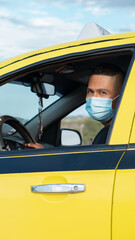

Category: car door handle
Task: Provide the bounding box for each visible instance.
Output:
[31,184,85,193]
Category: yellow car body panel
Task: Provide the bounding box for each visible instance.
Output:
[0,170,114,240]
[112,167,135,239]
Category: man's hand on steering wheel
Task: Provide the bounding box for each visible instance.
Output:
[25,142,44,149]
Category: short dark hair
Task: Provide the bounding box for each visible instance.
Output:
[91,63,125,79]
[91,63,125,78]
[90,63,125,93]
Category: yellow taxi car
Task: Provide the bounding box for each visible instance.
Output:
[0,30,135,240]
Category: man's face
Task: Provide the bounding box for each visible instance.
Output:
[86,74,120,110]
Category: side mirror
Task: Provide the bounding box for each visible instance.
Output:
[61,128,82,146]
[31,82,55,98]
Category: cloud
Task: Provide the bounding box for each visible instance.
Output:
[84,6,110,17]
[35,0,135,8]
[118,24,135,32]
[87,0,135,8]
[0,0,134,63]
[0,8,10,18]
[0,13,83,62]
[129,9,135,17]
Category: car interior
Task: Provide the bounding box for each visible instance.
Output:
[0,48,133,150]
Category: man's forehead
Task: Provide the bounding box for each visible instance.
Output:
[88,74,117,88]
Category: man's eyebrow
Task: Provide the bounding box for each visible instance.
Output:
[87,88,94,92]
[97,88,111,93]
[87,87,93,90]
[87,87,111,92]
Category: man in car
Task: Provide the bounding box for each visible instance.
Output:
[85,63,125,144]
[26,63,125,148]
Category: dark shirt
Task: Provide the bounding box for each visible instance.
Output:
[92,125,110,144]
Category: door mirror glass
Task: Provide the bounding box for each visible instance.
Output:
[61,128,82,146]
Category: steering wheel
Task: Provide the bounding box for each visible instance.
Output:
[0,115,35,150]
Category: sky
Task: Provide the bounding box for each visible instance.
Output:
[0,0,135,62]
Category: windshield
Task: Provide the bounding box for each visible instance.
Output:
[0,83,60,124]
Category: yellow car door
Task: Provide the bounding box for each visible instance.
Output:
[0,30,134,240]
[0,145,125,240]
[110,60,135,239]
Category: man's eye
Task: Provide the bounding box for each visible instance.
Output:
[100,91,106,95]
[87,89,93,94]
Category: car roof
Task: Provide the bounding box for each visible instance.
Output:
[0,31,135,69]
[0,31,134,92]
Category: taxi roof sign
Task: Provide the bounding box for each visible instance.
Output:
[77,22,111,40]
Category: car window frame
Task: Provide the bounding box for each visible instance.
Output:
[108,49,135,145]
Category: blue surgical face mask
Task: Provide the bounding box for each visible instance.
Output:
[85,95,119,122]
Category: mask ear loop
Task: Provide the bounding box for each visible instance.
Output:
[38,97,43,140]
[112,95,119,101]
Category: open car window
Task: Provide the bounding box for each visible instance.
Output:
[61,103,103,145]
[0,83,60,124]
